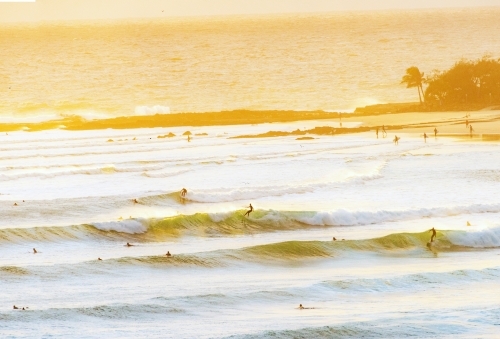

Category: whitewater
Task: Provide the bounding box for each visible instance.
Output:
[1,121,500,338]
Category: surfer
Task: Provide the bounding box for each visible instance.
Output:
[244,203,253,217]
[469,125,473,136]
[429,227,437,242]
[382,125,387,137]
[98,257,102,261]
[332,237,336,241]
[465,119,469,128]
[434,127,438,137]
[133,199,138,204]
[33,248,37,254]
[180,188,187,197]
[376,127,379,139]
[299,304,305,309]
[13,305,19,309]
[393,136,399,145]
[126,242,134,247]
[423,133,428,143]
[166,251,172,257]
[13,203,18,206]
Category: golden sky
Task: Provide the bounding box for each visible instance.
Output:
[1,0,499,23]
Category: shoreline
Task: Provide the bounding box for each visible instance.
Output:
[1,105,499,139]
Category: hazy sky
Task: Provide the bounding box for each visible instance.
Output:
[1,0,499,23]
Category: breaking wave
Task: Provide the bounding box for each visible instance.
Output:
[1,206,500,245]
[2,229,499,278]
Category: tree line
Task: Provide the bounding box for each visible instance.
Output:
[402,56,500,109]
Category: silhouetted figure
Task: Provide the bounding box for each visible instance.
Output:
[180,188,187,197]
[126,242,134,247]
[429,227,437,242]
[332,237,336,241]
[423,133,428,143]
[166,251,172,257]
[469,125,473,136]
[465,119,469,128]
[376,127,379,139]
[434,128,438,137]
[244,203,253,217]
[13,305,19,309]
[393,136,399,145]
[382,125,387,137]
[98,257,102,261]
[299,304,305,309]
[13,203,17,206]
[133,199,138,204]
[33,248,37,254]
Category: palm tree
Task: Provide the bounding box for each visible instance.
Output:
[401,67,425,104]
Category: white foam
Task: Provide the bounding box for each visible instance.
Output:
[447,227,500,248]
[208,212,234,223]
[91,219,147,234]
[134,105,171,115]
[295,204,500,227]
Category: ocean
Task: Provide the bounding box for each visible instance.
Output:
[1,7,500,339]
[2,7,500,119]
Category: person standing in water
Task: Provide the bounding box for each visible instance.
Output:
[244,204,253,217]
[469,125,473,136]
[423,133,428,143]
[376,127,379,139]
[382,125,387,138]
[434,128,438,138]
[429,227,437,242]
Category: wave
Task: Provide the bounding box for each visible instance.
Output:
[1,230,499,282]
[0,303,186,322]
[91,204,500,235]
[0,163,165,181]
[224,322,469,339]
[320,266,500,294]
[2,206,500,245]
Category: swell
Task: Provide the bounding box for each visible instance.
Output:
[223,321,472,339]
[1,230,499,278]
[2,207,500,244]
[2,266,498,328]
[0,303,186,322]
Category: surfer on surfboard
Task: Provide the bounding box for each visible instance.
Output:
[244,203,253,217]
[429,227,437,243]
